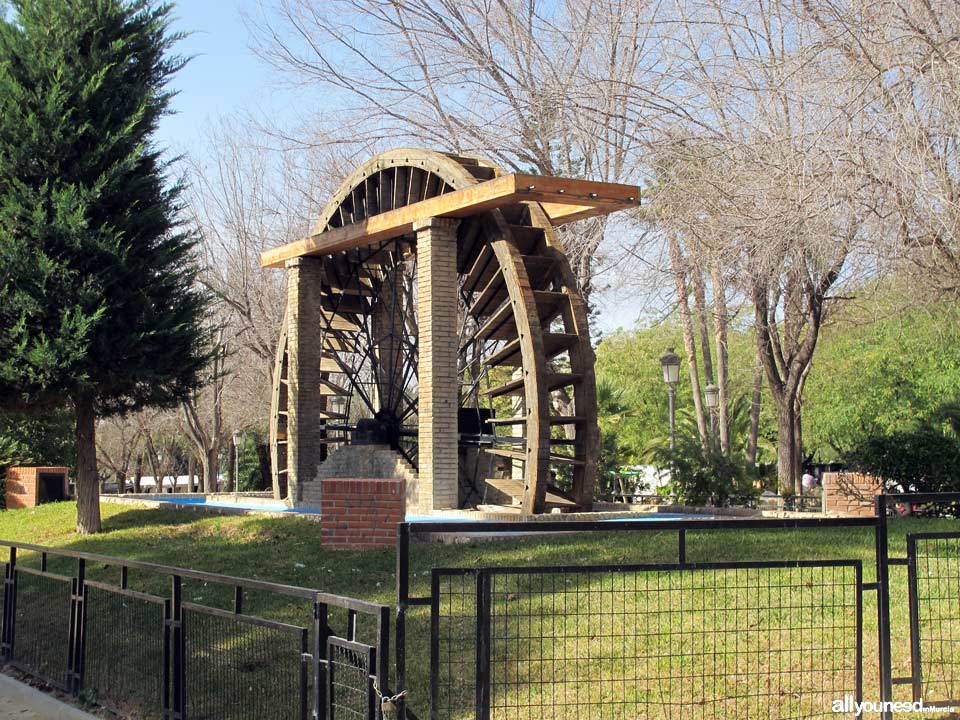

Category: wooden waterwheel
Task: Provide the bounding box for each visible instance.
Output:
[263,149,639,514]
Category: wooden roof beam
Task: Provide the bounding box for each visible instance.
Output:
[260,173,640,269]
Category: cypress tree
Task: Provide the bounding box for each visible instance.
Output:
[0,0,210,533]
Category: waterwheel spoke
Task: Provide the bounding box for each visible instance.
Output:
[269,150,599,514]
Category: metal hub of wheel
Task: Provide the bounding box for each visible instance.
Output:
[270,149,599,512]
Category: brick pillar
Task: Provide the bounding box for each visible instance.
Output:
[415,217,460,512]
[286,257,325,504]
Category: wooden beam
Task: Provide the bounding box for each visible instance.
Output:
[261,173,640,268]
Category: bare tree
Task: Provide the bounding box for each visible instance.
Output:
[249,0,666,307]
[96,416,143,493]
[803,0,960,297]
[180,339,228,493]
[643,1,873,493]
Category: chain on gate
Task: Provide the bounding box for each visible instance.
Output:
[373,679,408,717]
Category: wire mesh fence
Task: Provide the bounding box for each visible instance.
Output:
[81,582,167,718]
[431,569,480,719]
[0,541,390,720]
[909,533,960,704]
[0,561,6,658]
[182,604,309,720]
[10,568,74,689]
[430,562,862,720]
[328,637,376,720]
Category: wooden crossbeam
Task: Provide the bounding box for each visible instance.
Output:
[261,173,640,268]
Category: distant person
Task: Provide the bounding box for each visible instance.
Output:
[802,470,818,492]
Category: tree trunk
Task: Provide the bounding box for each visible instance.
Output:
[74,394,102,534]
[746,361,763,470]
[187,454,196,493]
[202,448,219,493]
[692,271,714,384]
[794,360,812,494]
[144,435,162,494]
[775,398,796,496]
[668,235,708,445]
[793,401,804,496]
[134,453,142,494]
[710,263,731,454]
[226,443,236,493]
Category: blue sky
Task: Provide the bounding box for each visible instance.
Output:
[155,1,640,332]
[156,1,283,158]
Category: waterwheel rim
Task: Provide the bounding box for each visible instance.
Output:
[270,149,598,513]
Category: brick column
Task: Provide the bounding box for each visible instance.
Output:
[286,257,325,504]
[415,217,460,512]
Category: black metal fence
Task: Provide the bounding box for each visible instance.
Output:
[0,541,392,720]
[397,493,960,720]
[907,531,960,707]
[4,493,960,720]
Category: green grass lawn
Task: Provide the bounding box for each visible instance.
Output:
[0,501,958,719]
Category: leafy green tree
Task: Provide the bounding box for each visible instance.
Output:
[844,413,960,496]
[804,295,960,459]
[595,321,776,468]
[0,1,209,533]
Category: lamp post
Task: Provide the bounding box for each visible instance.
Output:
[704,383,719,444]
[660,347,681,449]
[232,430,241,494]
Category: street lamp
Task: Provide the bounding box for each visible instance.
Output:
[232,430,241,494]
[704,383,719,442]
[660,347,681,449]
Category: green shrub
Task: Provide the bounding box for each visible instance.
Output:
[844,422,960,494]
[648,433,758,506]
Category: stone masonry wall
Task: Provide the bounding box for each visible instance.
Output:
[299,445,418,508]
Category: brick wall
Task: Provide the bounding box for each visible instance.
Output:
[414,217,460,513]
[286,256,326,504]
[5,466,69,510]
[823,472,881,517]
[320,478,405,550]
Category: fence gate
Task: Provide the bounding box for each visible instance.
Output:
[907,531,960,707]
[0,542,393,720]
[429,560,864,720]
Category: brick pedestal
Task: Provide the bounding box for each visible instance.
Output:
[823,472,882,517]
[320,478,406,550]
[415,217,460,513]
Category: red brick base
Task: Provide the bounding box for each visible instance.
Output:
[320,478,405,550]
[4,466,69,510]
[822,472,881,517]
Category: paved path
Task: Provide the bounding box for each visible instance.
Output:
[0,675,96,720]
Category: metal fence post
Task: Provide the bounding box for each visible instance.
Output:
[315,600,329,720]
[376,606,390,720]
[474,571,491,720]
[906,534,923,702]
[69,558,86,694]
[162,598,172,720]
[874,495,893,719]
[396,523,409,720]
[300,628,310,720]
[171,575,185,720]
[1,547,13,661]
